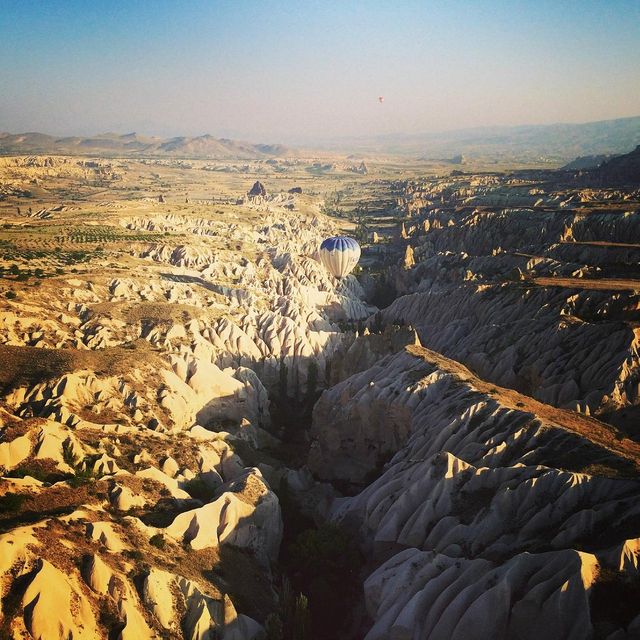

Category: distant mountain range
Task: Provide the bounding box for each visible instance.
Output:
[322,116,640,162]
[0,131,295,159]
[2,116,639,162]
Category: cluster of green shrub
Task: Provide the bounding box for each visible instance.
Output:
[58,225,165,244]
[0,245,105,283]
[275,478,364,639]
[1,263,58,281]
[265,577,311,640]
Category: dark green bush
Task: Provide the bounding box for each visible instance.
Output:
[149,534,166,549]
[183,477,216,502]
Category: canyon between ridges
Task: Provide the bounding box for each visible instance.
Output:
[0,150,639,640]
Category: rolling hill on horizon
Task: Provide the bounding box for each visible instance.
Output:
[319,115,640,162]
[1,115,639,163]
[0,131,297,159]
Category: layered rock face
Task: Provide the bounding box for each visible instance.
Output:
[310,347,640,483]
[377,284,640,418]
[0,157,376,639]
[377,191,640,429]
[2,153,640,638]
[0,409,279,639]
[309,172,640,638]
[312,346,640,638]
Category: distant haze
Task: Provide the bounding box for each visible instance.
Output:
[1,0,639,144]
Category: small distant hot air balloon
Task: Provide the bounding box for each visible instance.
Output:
[378,96,384,103]
[319,236,361,279]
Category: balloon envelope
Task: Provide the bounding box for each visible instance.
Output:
[319,236,361,278]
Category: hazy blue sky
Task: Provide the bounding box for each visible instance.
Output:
[1,0,639,143]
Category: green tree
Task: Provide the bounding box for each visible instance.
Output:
[278,358,289,401]
[305,360,318,406]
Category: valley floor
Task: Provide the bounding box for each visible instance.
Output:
[1,153,639,639]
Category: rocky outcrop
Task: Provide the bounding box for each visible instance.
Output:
[364,548,603,640]
[248,181,267,197]
[165,467,282,563]
[376,284,640,418]
[311,346,640,637]
[0,415,276,638]
[584,145,640,186]
[4,148,640,640]
[310,346,639,483]
[0,176,362,638]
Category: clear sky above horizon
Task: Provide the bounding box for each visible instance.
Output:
[1,0,639,144]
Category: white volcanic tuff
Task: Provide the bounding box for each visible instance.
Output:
[325,326,422,386]
[165,467,282,564]
[138,243,217,268]
[83,557,156,640]
[0,213,367,352]
[405,172,638,209]
[412,208,640,257]
[603,537,640,575]
[312,348,640,637]
[109,482,147,510]
[457,188,578,208]
[0,228,371,411]
[124,210,335,258]
[406,251,596,289]
[124,213,245,239]
[571,210,640,243]
[274,256,373,321]
[309,349,633,484]
[546,241,640,270]
[0,415,249,501]
[257,212,333,257]
[0,526,93,640]
[3,311,328,430]
[87,520,127,552]
[279,254,336,292]
[0,413,86,470]
[0,429,276,637]
[161,353,270,430]
[1,266,368,413]
[401,208,640,295]
[176,308,341,397]
[0,523,264,640]
[0,309,78,349]
[332,449,640,559]
[0,432,31,470]
[20,558,99,639]
[364,548,605,640]
[377,284,640,414]
[0,418,85,473]
[5,368,161,430]
[142,568,264,640]
[0,414,246,492]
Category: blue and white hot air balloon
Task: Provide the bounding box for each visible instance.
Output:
[319,236,361,279]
